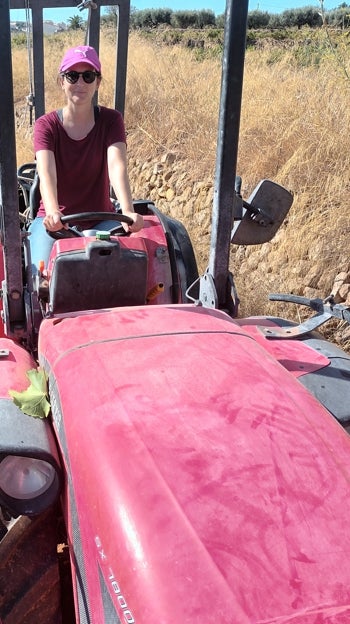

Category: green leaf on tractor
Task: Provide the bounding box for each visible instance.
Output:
[9,368,51,419]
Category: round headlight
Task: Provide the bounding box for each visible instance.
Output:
[0,455,56,500]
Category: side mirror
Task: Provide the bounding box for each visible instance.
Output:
[231,179,293,246]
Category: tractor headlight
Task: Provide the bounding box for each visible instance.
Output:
[0,394,62,517]
[0,455,60,516]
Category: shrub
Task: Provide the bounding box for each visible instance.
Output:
[247,10,271,29]
[170,11,199,28]
[280,7,322,28]
[11,32,27,47]
[215,13,225,28]
[327,7,350,28]
[195,10,216,28]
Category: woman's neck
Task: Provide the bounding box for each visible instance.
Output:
[61,103,95,140]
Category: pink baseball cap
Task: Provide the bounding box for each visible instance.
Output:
[59,45,101,73]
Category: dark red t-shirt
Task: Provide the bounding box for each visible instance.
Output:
[34,106,126,220]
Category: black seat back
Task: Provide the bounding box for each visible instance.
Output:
[29,171,41,220]
[17,162,41,220]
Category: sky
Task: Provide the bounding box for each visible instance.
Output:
[9,0,342,23]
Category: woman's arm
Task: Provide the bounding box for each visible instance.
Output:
[36,149,66,231]
[107,142,143,232]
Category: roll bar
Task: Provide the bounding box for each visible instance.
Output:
[199,0,249,313]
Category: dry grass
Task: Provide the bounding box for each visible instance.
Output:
[237,41,350,318]
[125,32,220,174]
[12,28,350,333]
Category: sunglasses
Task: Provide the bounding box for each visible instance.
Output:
[62,70,100,84]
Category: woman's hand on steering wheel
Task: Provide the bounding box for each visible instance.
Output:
[43,209,68,232]
[47,211,137,239]
[121,211,144,233]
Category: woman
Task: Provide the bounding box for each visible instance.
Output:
[29,44,143,272]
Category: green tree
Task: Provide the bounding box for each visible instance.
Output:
[280,7,322,28]
[196,9,216,28]
[67,15,85,30]
[170,10,198,28]
[215,13,225,28]
[327,6,350,26]
[268,13,284,28]
[247,10,270,28]
[151,8,173,26]
[138,9,154,27]
[101,6,119,27]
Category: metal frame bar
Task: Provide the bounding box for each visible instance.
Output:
[0,0,24,330]
[207,0,248,310]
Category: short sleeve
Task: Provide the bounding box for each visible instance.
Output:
[101,108,127,147]
[33,114,56,153]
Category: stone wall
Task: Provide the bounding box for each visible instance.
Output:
[129,152,213,271]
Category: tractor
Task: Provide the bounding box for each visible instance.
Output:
[1,0,350,622]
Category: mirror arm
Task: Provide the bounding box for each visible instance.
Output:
[241,200,274,226]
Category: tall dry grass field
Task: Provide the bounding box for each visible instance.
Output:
[12,28,350,333]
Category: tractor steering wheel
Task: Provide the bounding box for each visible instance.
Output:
[48,211,134,240]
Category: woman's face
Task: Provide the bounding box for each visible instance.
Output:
[60,62,101,104]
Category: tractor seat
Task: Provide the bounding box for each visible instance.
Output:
[29,170,41,219]
[48,239,148,314]
[17,162,40,219]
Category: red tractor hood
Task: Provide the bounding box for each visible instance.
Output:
[39,305,350,623]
